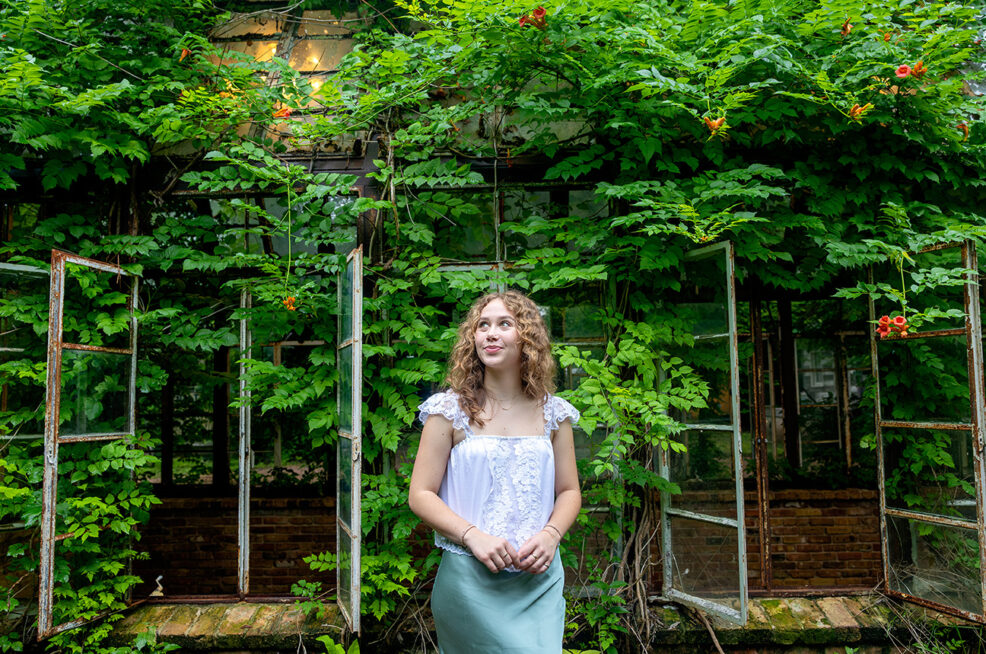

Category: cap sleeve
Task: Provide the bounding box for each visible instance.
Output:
[418,391,471,435]
[545,395,580,435]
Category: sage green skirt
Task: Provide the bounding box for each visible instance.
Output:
[431,550,565,654]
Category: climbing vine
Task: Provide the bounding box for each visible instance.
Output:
[1,0,986,651]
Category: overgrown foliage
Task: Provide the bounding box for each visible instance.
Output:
[1,0,985,651]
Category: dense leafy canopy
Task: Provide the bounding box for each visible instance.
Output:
[1,0,985,650]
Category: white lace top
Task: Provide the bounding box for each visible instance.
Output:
[418,390,580,564]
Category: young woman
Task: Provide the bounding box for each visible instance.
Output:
[408,290,581,654]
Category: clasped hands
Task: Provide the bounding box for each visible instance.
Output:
[463,527,560,575]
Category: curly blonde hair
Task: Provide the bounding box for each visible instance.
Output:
[446,290,556,427]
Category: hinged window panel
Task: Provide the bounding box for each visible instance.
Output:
[38,250,139,639]
[869,240,986,623]
[659,241,748,625]
[337,246,362,633]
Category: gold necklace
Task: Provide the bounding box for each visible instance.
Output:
[488,391,522,411]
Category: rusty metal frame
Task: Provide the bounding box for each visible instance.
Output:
[749,293,771,591]
[38,250,139,639]
[336,246,362,633]
[659,240,748,625]
[869,240,986,624]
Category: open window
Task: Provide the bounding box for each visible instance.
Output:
[337,247,362,633]
[870,240,986,622]
[659,241,748,625]
[38,251,139,638]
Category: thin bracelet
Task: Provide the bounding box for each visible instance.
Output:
[460,524,477,545]
[543,524,563,540]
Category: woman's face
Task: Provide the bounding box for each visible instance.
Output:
[474,298,522,371]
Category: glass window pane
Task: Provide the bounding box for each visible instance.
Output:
[298,10,356,36]
[677,251,730,336]
[573,426,606,463]
[210,41,279,65]
[213,14,283,38]
[672,338,734,426]
[797,339,837,405]
[668,515,742,612]
[287,39,353,72]
[261,198,320,258]
[799,406,840,451]
[339,345,352,434]
[887,515,981,615]
[669,429,737,516]
[569,190,608,220]
[338,434,352,526]
[878,335,970,424]
[402,192,496,262]
[550,305,604,342]
[502,190,550,260]
[59,350,131,436]
[883,429,977,517]
[558,345,605,393]
[337,525,353,614]
[341,261,354,343]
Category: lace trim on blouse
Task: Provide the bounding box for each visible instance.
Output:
[417,390,580,438]
[418,390,580,558]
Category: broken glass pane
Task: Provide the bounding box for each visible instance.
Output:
[668,515,742,612]
[887,515,980,615]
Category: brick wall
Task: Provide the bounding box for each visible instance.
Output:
[648,488,881,593]
[0,527,35,600]
[768,488,880,588]
[9,487,878,601]
[133,495,335,597]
